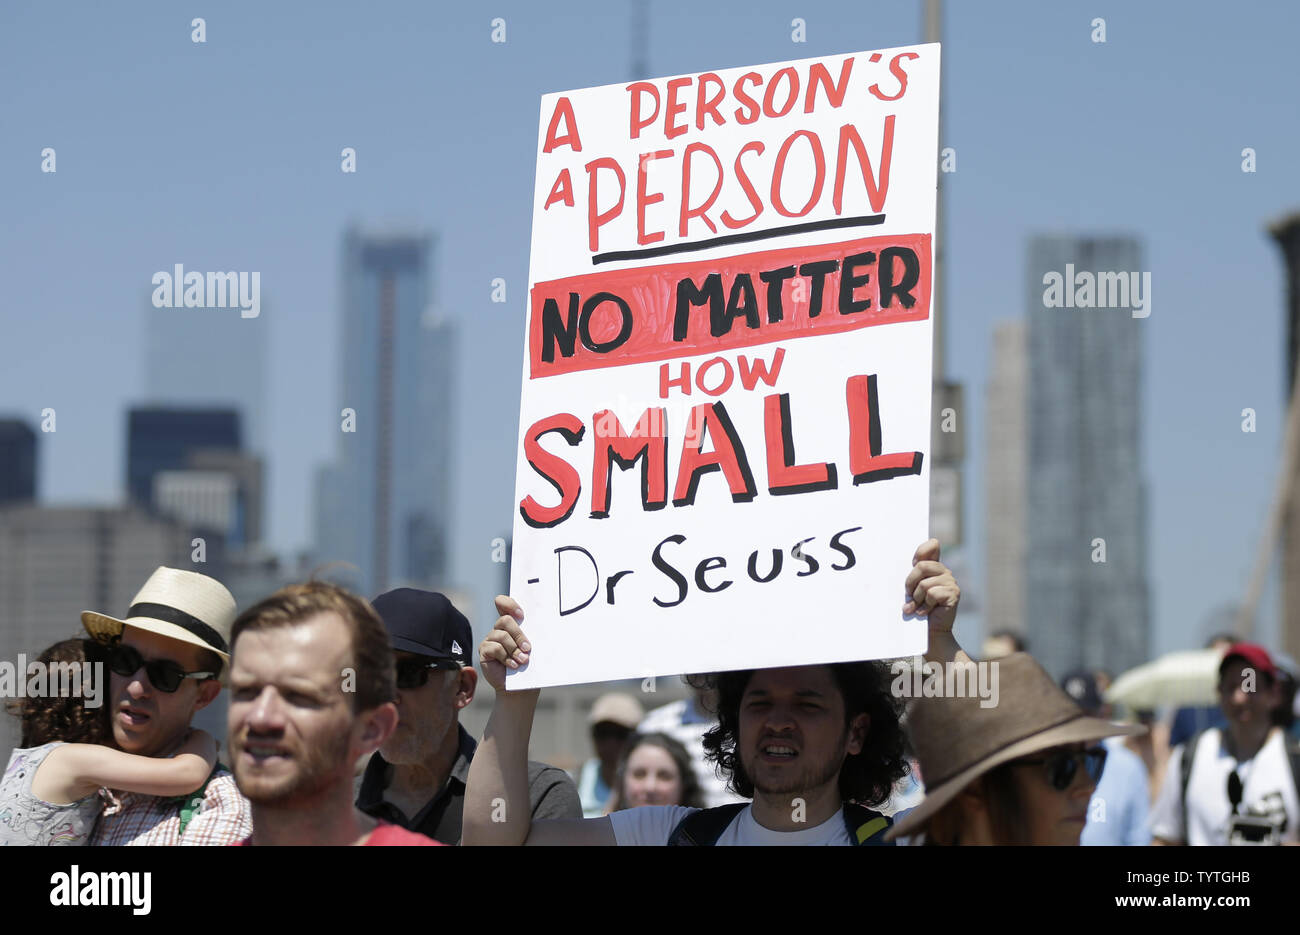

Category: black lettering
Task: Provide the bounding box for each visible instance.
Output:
[879,246,919,309]
[651,534,689,608]
[579,291,633,353]
[792,538,819,577]
[556,546,599,615]
[673,273,724,341]
[838,251,875,315]
[605,569,634,604]
[694,556,732,594]
[746,548,783,583]
[720,273,760,335]
[797,259,838,318]
[829,526,863,570]
[540,293,579,362]
[758,266,796,323]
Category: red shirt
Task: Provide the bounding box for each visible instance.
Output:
[232,821,443,846]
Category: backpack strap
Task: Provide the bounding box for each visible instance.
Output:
[842,802,894,846]
[666,803,747,846]
[666,802,894,845]
[1179,730,1205,844]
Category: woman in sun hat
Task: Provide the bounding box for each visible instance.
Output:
[886,652,1145,845]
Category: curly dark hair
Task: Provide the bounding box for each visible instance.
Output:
[612,731,706,811]
[5,638,112,749]
[698,661,908,807]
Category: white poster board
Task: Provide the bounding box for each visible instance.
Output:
[509,44,940,688]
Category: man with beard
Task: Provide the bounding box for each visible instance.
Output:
[462,540,963,846]
[227,581,440,845]
[84,567,252,845]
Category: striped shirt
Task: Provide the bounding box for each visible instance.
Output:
[90,768,252,846]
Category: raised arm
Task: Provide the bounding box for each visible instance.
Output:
[37,729,217,802]
[462,596,615,846]
[904,538,967,666]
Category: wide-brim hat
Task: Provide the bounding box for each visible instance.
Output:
[82,566,236,663]
[885,652,1144,841]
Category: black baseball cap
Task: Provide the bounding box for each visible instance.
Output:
[371,588,472,667]
[1060,670,1103,712]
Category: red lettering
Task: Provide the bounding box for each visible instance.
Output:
[679,142,723,237]
[720,141,765,229]
[543,168,575,210]
[664,77,691,140]
[673,402,756,505]
[737,347,786,390]
[770,130,825,218]
[591,408,668,517]
[636,149,674,246]
[762,67,799,118]
[627,81,660,139]
[869,52,917,102]
[803,58,854,113]
[846,374,922,483]
[764,393,836,495]
[520,413,586,528]
[695,73,726,130]
[833,117,894,215]
[660,362,691,397]
[585,157,627,252]
[732,72,762,124]
[542,96,583,153]
[695,357,734,396]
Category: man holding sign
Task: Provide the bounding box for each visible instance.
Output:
[463,539,962,846]
[509,44,941,688]
[473,44,951,843]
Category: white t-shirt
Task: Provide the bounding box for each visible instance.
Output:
[608,804,853,845]
[1149,728,1299,846]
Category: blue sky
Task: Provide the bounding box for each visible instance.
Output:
[3,0,1298,655]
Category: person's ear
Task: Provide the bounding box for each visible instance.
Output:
[358,701,398,755]
[845,712,871,756]
[456,667,477,710]
[192,677,222,713]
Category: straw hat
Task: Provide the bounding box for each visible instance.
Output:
[588,693,645,730]
[886,652,1144,841]
[82,566,237,663]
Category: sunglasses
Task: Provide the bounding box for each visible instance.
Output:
[106,642,215,693]
[395,658,461,691]
[1012,746,1107,791]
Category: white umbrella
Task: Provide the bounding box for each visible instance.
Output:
[1105,649,1222,710]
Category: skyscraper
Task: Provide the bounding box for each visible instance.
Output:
[1024,235,1149,678]
[0,419,37,504]
[984,321,1028,644]
[125,407,241,507]
[314,226,454,595]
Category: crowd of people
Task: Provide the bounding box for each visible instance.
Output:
[2,540,1296,846]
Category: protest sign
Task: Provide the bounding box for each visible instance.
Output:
[509,44,940,688]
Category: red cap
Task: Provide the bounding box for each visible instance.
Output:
[1219,642,1279,681]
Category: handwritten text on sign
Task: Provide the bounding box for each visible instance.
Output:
[510,45,939,688]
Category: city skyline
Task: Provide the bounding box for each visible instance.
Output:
[313,225,455,596]
[3,1,1298,657]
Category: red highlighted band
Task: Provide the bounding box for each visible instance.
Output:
[528,233,930,379]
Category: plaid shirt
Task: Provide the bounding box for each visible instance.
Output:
[90,767,252,846]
